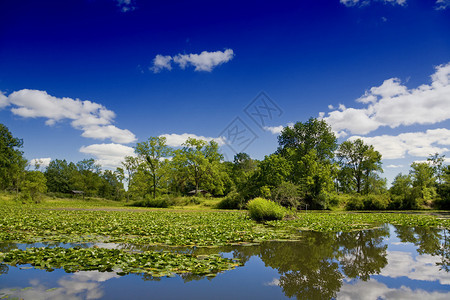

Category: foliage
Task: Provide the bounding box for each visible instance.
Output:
[276,118,338,208]
[131,196,170,208]
[0,247,241,277]
[345,194,390,210]
[0,123,26,192]
[134,136,172,199]
[272,181,302,208]
[247,197,287,221]
[336,139,383,194]
[170,138,228,196]
[19,171,47,203]
[216,190,245,209]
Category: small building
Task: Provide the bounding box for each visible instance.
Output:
[188,189,208,195]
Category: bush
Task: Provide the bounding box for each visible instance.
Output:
[363,194,390,210]
[217,191,244,209]
[345,195,364,210]
[131,196,170,208]
[346,194,391,210]
[247,197,287,221]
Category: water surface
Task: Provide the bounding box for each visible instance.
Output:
[1,224,449,299]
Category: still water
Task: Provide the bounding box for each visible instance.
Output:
[1,224,449,299]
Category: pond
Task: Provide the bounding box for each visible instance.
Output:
[0,224,449,299]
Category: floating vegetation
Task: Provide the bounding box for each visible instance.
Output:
[0,204,449,248]
[0,247,241,278]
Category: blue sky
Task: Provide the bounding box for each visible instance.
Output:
[0,0,449,184]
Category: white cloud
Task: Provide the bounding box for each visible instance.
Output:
[151,55,172,73]
[151,49,234,73]
[386,164,403,168]
[0,91,8,108]
[340,0,407,7]
[324,62,450,136]
[349,128,450,159]
[81,125,136,144]
[435,0,450,10]
[1,89,136,144]
[79,143,135,169]
[380,251,450,285]
[264,125,284,134]
[337,279,450,300]
[30,157,52,169]
[116,0,135,12]
[159,133,226,147]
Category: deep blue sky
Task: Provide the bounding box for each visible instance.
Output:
[1,0,449,183]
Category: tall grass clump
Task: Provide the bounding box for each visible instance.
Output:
[247,197,287,221]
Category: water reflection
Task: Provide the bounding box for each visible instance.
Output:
[0,225,449,299]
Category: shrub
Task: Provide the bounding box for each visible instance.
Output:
[247,197,287,221]
[345,195,364,210]
[131,196,170,208]
[216,191,244,209]
[363,194,390,210]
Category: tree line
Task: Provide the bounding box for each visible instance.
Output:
[1,120,449,209]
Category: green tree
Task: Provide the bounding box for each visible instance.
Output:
[277,118,338,208]
[389,173,413,209]
[20,170,47,203]
[171,138,225,195]
[135,137,172,199]
[336,139,383,194]
[0,123,26,191]
[45,159,77,193]
[410,162,437,208]
[121,156,138,202]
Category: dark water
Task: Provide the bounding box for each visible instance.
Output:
[1,224,449,299]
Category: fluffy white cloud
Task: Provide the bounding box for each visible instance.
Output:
[337,279,450,300]
[380,251,450,285]
[324,63,450,136]
[151,55,172,73]
[340,0,407,7]
[29,157,52,169]
[1,89,136,144]
[151,49,234,73]
[79,143,135,168]
[159,133,226,147]
[263,125,284,134]
[349,128,450,159]
[0,92,8,108]
[81,125,136,144]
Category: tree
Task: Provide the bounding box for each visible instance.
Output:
[276,118,338,208]
[389,173,413,209]
[20,170,47,203]
[410,162,437,208]
[121,156,138,201]
[0,123,26,191]
[277,118,337,163]
[45,159,77,193]
[135,137,172,199]
[336,139,383,194]
[171,138,225,195]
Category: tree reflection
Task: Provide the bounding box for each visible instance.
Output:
[394,225,450,272]
[231,227,390,299]
[338,226,389,281]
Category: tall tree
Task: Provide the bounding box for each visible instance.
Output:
[410,162,437,207]
[0,123,26,191]
[171,138,224,194]
[134,137,172,199]
[277,118,338,208]
[121,155,138,201]
[336,139,383,194]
